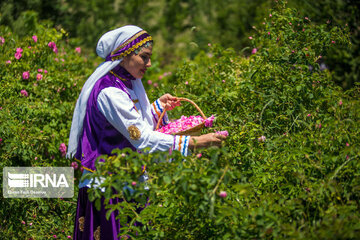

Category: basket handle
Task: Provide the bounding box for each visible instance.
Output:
[155,97,207,131]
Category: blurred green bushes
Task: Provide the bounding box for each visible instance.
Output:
[1,0,358,88]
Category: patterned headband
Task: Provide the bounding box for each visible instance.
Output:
[107,30,153,61]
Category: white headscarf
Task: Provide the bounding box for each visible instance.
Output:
[67,25,153,159]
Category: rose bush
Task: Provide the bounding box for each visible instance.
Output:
[0,21,97,238]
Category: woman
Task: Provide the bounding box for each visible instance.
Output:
[67,25,226,239]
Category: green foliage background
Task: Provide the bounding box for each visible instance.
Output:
[0,0,359,239]
[1,0,359,88]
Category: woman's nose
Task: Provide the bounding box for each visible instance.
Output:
[145,59,151,68]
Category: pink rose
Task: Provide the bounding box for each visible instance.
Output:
[6,60,11,64]
[38,69,43,72]
[251,48,257,54]
[339,100,343,106]
[307,114,311,117]
[36,74,43,81]
[147,80,152,85]
[22,71,30,80]
[0,36,4,45]
[219,191,227,198]
[71,161,78,169]
[32,35,37,42]
[346,142,350,147]
[248,36,253,40]
[197,153,202,158]
[16,48,23,53]
[15,52,22,60]
[205,115,215,127]
[20,89,28,97]
[216,131,228,137]
[48,41,55,48]
[75,47,81,53]
[258,136,266,142]
[131,181,137,186]
[59,143,67,157]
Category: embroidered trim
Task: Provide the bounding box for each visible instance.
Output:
[94,226,100,240]
[152,102,161,119]
[110,70,127,82]
[79,216,85,232]
[111,36,153,61]
[111,30,147,56]
[128,125,141,140]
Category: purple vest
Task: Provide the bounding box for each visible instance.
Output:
[75,68,136,170]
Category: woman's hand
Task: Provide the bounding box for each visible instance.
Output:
[188,133,227,150]
[159,94,181,110]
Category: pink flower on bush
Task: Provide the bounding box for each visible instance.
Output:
[307,113,311,117]
[0,138,2,143]
[153,83,158,87]
[48,41,58,54]
[251,48,257,54]
[75,47,81,53]
[339,99,343,106]
[147,80,152,85]
[22,71,30,80]
[219,191,227,198]
[248,36,253,40]
[267,32,271,35]
[20,89,28,97]
[205,115,215,127]
[6,60,11,64]
[331,41,335,44]
[71,161,78,169]
[48,41,55,48]
[53,235,57,238]
[15,48,23,60]
[258,136,266,142]
[346,142,350,147]
[36,73,43,81]
[185,81,188,85]
[197,153,202,158]
[67,236,72,239]
[0,36,4,45]
[38,69,43,72]
[59,143,67,157]
[21,220,26,224]
[269,13,272,17]
[131,181,137,186]
[32,35,37,42]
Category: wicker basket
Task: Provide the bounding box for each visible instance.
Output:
[155,97,207,136]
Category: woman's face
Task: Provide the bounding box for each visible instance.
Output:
[121,46,152,79]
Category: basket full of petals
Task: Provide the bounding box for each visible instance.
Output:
[155,98,215,136]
